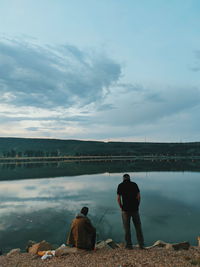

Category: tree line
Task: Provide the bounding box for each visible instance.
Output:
[2,150,60,157]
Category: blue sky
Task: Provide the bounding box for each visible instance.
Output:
[0,0,200,142]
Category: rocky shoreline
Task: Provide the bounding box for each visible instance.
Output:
[0,239,200,267]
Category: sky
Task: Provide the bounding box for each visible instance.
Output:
[0,0,200,142]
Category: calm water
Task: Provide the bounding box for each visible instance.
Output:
[0,162,200,252]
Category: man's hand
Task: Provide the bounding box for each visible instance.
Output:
[117,194,122,209]
[136,192,141,204]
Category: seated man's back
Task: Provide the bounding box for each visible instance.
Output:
[67,207,96,250]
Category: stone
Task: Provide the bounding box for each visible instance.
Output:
[56,244,67,250]
[7,248,21,257]
[95,239,119,250]
[105,239,120,249]
[26,240,37,252]
[167,242,190,250]
[28,240,52,254]
[148,240,190,250]
[117,243,125,248]
[95,241,113,250]
[152,240,168,247]
[55,247,79,257]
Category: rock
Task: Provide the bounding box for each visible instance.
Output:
[146,240,167,249]
[56,244,67,250]
[166,242,190,250]
[55,247,79,257]
[7,248,21,257]
[28,240,52,254]
[148,240,190,250]
[105,239,120,249]
[95,239,119,250]
[152,240,168,247]
[26,240,37,252]
[95,241,113,250]
[117,243,125,248]
[38,251,50,257]
[41,254,53,260]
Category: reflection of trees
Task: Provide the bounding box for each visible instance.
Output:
[1,159,200,181]
[0,162,59,169]
[2,150,60,158]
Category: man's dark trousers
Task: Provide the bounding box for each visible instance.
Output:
[122,210,144,248]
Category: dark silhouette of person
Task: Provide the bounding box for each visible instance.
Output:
[117,173,144,249]
[67,207,96,250]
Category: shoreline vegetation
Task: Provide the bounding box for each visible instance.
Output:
[1,137,200,159]
[1,154,200,163]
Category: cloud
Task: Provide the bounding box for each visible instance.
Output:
[1,79,200,141]
[66,83,200,141]
[1,36,200,141]
[190,50,200,71]
[92,85,200,127]
[0,37,121,108]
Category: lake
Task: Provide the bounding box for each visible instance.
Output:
[0,160,200,252]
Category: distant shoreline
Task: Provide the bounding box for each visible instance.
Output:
[1,137,200,160]
[1,155,200,164]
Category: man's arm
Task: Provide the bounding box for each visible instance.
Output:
[85,218,96,233]
[136,192,141,204]
[117,194,122,209]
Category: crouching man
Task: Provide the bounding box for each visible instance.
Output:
[67,207,96,250]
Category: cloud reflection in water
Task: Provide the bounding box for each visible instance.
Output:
[0,172,200,251]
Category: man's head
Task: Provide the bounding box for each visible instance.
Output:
[123,173,130,181]
[80,206,89,216]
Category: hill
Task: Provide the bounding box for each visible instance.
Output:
[0,137,200,157]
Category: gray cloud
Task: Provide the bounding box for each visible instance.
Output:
[25,127,40,132]
[190,50,200,71]
[91,85,200,127]
[1,37,200,142]
[0,38,121,108]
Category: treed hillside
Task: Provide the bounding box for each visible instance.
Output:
[0,137,200,157]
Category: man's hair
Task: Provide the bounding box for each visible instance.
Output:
[123,173,130,181]
[80,206,89,216]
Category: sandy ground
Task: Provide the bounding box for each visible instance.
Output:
[0,246,200,267]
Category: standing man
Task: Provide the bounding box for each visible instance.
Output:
[117,173,144,249]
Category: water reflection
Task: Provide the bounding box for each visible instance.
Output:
[1,159,200,180]
[0,171,200,252]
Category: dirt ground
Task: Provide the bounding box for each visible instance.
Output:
[0,246,200,267]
